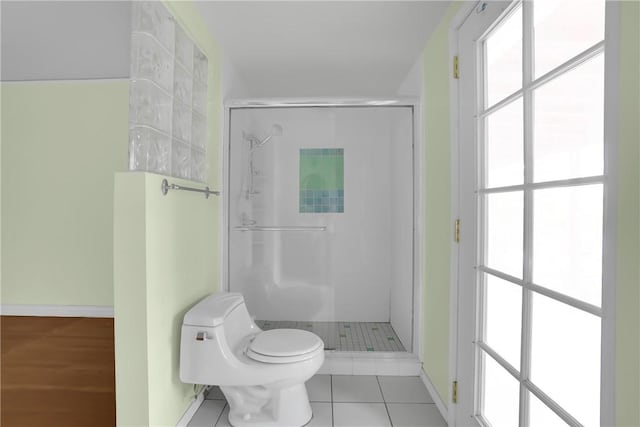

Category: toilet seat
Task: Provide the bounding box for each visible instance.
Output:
[247,329,324,364]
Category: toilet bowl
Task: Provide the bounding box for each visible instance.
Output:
[179,292,325,427]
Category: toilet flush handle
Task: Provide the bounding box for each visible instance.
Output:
[196,331,210,341]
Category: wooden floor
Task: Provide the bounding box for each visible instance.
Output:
[1,316,116,427]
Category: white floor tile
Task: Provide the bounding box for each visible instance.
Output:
[375,359,422,376]
[190,374,444,427]
[307,374,332,402]
[214,405,231,427]
[188,400,225,427]
[332,375,384,402]
[205,386,225,400]
[333,402,391,427]
[378,376,434,403]
[211,402,330,426]
[307,402,333,427]
[387,403,448,426]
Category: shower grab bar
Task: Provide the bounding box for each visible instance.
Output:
[161,179,220,199]
[234,225,326,232]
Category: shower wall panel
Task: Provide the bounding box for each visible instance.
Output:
[389,110,414,350]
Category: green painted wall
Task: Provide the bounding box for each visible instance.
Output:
[113,173,150,427]
[1,80,129,306]
[113,173,220,426]
[113,2,223,426]
[1,84,3,298]
[615,2,639,426]
[421,1,640,421]
[421,2,461,406]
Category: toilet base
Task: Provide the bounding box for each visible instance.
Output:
[222,383,312,427]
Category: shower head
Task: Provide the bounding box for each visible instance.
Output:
[251,124,283,149]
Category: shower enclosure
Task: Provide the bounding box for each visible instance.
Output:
[225,101,417,355]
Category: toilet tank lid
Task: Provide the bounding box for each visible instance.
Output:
[183,292,245,327]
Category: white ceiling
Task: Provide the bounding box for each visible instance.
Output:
[196,1,451,98]
[1,1,131,81]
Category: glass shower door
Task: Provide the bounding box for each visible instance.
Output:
[227,105,414,353]
[228,107,336,330]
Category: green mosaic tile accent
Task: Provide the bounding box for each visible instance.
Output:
[300,148,344,213]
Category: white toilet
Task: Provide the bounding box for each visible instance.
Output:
[180,292,325,427]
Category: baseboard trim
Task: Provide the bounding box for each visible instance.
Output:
[0,304,114,318]
[420,368,448,423]
[175,389,206,427]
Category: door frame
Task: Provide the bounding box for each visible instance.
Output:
[447,4,484,426]
[448,1,620,425]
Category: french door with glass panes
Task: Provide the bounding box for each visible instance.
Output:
[455,1,614,426]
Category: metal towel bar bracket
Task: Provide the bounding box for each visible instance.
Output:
[161,178,220,199]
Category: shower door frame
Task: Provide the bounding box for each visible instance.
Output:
[222,98,423,358]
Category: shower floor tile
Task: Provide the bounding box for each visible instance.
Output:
[254,321,406,352]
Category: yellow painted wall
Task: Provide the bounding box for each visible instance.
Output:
[113,2,223,425]
[1,80,129,306]
[615,2,640,426]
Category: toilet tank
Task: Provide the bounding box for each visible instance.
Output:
[183,292,246,328]
[180,292,258,385]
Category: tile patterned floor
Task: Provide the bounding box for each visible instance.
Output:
[254,321,407,352]
[188,375,447,427]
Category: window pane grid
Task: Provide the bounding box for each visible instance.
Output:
[533,54,605,183]
[482,191,524,278]
[532,0,605,78]
[478,272,523,367]
[477,344,585,427]
[525,381,582,427]
[478,13,606,304]
[476,346,586,427]
[479,348,522,427]
[476,1,605,425]
[478,342,521,380]
[483,3,524,108]
[478,335,588,427]
[477,267,603,318]
[481,40,604,115]
[520,4,534,424]
[479,174,604,193]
